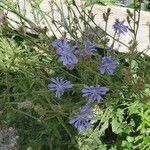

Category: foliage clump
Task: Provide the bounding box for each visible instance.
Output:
[0,0,150,149]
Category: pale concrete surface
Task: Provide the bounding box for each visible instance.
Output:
[3,0,150,55]
[91,5,150,55]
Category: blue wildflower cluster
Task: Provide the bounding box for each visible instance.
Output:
[48,78,109,131]
[48,19,128,132]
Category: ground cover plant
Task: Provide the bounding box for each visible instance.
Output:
[0,0,150,149]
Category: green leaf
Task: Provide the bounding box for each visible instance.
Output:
[127,136,134,142]
[111,117,122,134]
[99,120,108,135]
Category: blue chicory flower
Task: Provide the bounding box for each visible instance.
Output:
[53,38,78,66]
[100,56,119,75]
[48,77,73,98]
[82,85,109,103]
[59,53,78,66]
[75,42,97,57]
[53,38,66,49]
[113,19,128,36]
[69,105,95,132]
[106,47,113,52]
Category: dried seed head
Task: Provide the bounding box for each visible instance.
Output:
[17,100,32,109]
[107,8,111,14]
[72,0,76,5]
[0,9,5,23]
[0,127,18,150]
[34,104,46,116]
